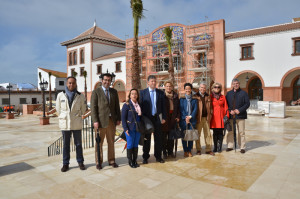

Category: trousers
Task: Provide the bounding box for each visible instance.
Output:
[62,130,84,165]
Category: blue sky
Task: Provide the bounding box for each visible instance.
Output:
[0,0,299,85]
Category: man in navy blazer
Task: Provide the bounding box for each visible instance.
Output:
[140,75,166,163]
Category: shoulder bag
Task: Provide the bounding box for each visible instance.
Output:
[183,124,199,141]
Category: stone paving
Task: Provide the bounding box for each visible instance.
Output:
[0,108,300,199]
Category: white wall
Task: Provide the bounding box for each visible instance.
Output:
[55,78,66,91]
[93,43,124,59]
[226,29,300,88]
[37,68,56,91]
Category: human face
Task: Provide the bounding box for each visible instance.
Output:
[102,75,112,89]
[67,78,77,91]
[165,83,173,93]
[213,85,221,94]
[199,84,206,95]
[130,90,138,102]
[232,81,240,91]
[185,86,192,96]
[148,78,156,90]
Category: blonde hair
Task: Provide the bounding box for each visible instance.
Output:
[164,81,174,87]
[211,82,223,92]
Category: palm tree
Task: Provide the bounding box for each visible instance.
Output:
[130,0,144,89]
[83,70,87,102]
[72,71,78,78]
[163,26,175,85]
[48,72,52,110]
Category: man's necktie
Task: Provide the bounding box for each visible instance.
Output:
[150,90,156,116]
[105,89,109,103]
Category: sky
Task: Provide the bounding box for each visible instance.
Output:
[0,0,299,85]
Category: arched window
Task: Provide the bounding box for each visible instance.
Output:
[293,76,300,100]
[80,49,84,64]
[69,52,72,65]
[73,51,77,65]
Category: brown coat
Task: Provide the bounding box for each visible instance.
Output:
[162,91,180,132]
[194,92,212,123]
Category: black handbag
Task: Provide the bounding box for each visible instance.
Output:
[120,131,127,141]
[223,110,232,132]
[140,115,154,134]
[169,123,184,139]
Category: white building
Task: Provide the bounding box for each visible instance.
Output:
[61,23,126,102]
[225,19,300,103]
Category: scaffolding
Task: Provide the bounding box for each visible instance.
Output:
[186,17,214,89]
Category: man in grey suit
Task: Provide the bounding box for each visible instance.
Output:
[91,72,121,170]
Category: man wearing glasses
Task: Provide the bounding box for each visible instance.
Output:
[225,79,250,153]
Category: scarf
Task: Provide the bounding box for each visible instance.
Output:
[212,91,221,100]
[165,91,174,111]
[185,94,192,115]
[131,99,141,116]
[65,86,77,109]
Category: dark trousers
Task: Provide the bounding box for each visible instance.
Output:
[62,130,84,165]
[162,131,175,155]
[143,115,162,160]
[212,128,224,152]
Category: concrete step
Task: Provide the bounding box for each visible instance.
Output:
[286,106,300,111]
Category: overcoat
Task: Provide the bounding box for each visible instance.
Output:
[210,94,229,129]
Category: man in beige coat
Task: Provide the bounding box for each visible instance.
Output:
[91,72,121,170]
[194,82,214,156]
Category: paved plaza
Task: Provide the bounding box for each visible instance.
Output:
[0,107,300,199]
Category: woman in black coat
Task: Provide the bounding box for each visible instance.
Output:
[162,81,180,158]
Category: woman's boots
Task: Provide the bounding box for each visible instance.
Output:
[133,148,140,167]
[127,148,139,168]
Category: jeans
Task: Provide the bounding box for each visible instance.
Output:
[182,140,193,152]
[125,130,141,149]
[62,130,84,165]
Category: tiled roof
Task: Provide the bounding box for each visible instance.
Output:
[93,51,125,61]
[226,22,300,39]
[38,67,67,78]
[61,26,125,46]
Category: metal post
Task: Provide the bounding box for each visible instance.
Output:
[42,88,46,118]
[8,86,11,113]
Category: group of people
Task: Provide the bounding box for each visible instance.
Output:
[56,72,250,172]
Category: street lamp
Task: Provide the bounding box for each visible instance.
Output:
[245,73,250,83]
[39,79,48,118]
[6,83,13,113]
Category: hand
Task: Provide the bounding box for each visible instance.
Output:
[116,121,121,125]
[230,110,235,115]
[125,130,129,136]
[94,122,99,129]
[234,109,240,114]
[175,118,180,122]
[161,119,166,124]
[185,116,190,124]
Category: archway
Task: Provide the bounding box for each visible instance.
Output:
[113,80,126,102]
[280,67,300,104]
[248,77,263,100]
[293,76,300,101]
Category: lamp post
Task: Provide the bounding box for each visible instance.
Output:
[6,84,14,119]
[39,79,49,125]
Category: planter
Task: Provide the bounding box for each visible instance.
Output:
[6,113,14,119]
[40,117,50,125]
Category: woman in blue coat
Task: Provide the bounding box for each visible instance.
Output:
[180,83,198,157]
[121,89,142,168]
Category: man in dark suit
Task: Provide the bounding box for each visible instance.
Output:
[140,75,166,164]
[91,72,121,169]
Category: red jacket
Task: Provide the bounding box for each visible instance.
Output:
[210,94,229,129]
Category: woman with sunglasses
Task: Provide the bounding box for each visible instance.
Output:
[210,83,229,153]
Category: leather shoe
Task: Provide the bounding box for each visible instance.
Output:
[188,152,193,157]
[196,151,201,155]
[156,158,165,163]
[184,152,188,157]
[109,163,119,168]
[240,149,246,154]
[78,163,86,170]
[61,165,69,172]
[96,164,102,170]
[142,159,148,164]
[206,151,215,156]
[226,148,233,152]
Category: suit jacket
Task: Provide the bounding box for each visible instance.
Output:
[140,88,166,120]
[194,92,212,123]
[179,97,198,130]
[91,87,121,128]
[121,101,141,132]
[226,88,250,119]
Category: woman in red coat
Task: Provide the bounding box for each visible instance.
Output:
[210,83,229,153]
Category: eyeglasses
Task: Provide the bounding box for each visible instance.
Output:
[214,86,221,89]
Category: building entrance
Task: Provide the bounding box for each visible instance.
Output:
[248,77,263,100]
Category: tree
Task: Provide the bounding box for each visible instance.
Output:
[72,71,78,78]
[83,70,87,102]
[163,26,175,85]
[130,0,144,89]
[48,72,52,110]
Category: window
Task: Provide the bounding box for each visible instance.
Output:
[20,98,27,104]
[32,98,37,104]
[292,37,300,56]
[240,43,254,60]
[196,52,207,68]
[97,64,102,75]
[59,81,64,86]
[2,98,9,104]
[115,62,122,72]
[69,52,73,65]
[71,68,75,77]
[80,67,85,76]
[80,49,85,64]
[73,51,77,65]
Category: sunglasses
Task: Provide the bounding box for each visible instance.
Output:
[214,86,221,89]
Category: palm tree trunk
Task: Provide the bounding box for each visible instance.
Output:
[168,53,175,85]
[84,78,87,102]
[49,80,52,110]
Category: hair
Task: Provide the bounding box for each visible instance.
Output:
[232,78,240,83]
[199,82,207,87]
[101,73,112,80]
[147,75,156,81]
[184,83,193,89]
[211,82,223,92]
[164,81,173,87]
[127,88,140,103]
[66,76,77,82]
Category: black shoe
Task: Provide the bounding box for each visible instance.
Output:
[61,165,69,172]
[226,148,233,152]
[241,149,246,154]
[142,159,148,164]
[156,158,165,163]
[168,153,175,158]
[163,154,168,159]
[96,164,102,170]
[109,163,119,168]
[78,163,86,170]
